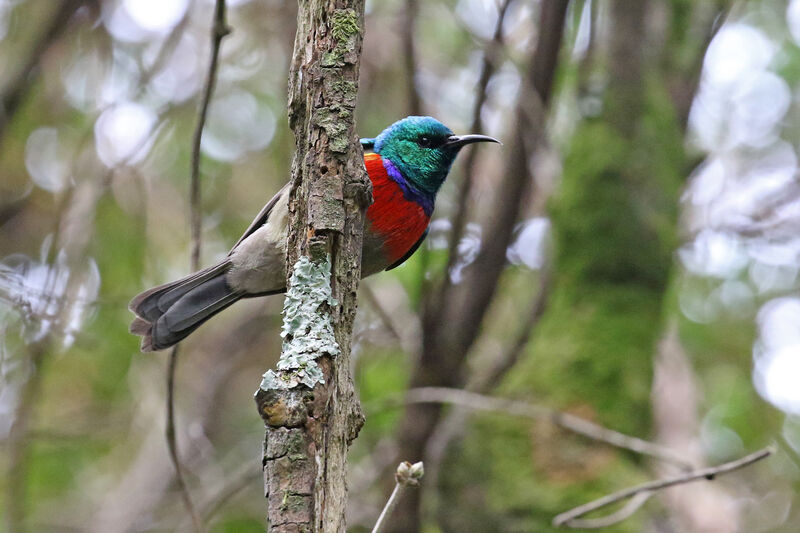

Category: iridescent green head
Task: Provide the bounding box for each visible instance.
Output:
[360,116,499,199]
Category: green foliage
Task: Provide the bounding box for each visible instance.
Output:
[551,85,683,291]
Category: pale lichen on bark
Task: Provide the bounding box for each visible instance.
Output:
[259,255,339,390]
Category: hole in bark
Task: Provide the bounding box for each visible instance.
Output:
[320,165,328,174]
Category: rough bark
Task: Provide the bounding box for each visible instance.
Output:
[254,2,370,532]
[386,2,570,532]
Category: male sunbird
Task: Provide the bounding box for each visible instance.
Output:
[130,116,499,351]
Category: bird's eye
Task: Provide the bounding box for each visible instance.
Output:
[418,136,433,148]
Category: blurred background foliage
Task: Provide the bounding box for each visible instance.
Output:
[2,0,800,532]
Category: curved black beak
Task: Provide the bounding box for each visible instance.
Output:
[445,134,501,149]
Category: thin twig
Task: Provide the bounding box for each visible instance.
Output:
[139,7,193,89]
[472,261,552,391]
[361,283,404,345]
[371,462,425,533]
[560,492,653,529]
[165,345,203,533]
[398,387,693,470]
[553,446,775,528]
[166,2,230,532]
[190,0,231,269]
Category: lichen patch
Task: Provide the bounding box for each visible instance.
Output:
[260,255,340,390]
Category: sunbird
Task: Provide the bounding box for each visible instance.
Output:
[129,116,499,351]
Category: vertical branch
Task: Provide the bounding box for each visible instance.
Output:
[6,164,109,533]
[576,0,598,94]
[651,322,740,531]
[388,3,570,531]
[165,345,203,532]
[604,0,647,136]
[441,0,512,291]
[165,2,230,531]
[5,341,48,533]
[401,0,423,116]
[254,1,370,532]
[662,0,730,133]
[0,0,86,145]
[190,0,231,269]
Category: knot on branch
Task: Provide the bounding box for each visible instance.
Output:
[255,388,310,428]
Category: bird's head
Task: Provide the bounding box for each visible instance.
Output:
[361,116,499,198]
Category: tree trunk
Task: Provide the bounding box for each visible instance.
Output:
[254,2,370,532]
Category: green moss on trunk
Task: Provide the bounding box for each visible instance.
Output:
[438,71,687,533]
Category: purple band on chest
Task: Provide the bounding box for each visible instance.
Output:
[382,158,434,216]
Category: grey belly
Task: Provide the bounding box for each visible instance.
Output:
[227,207,392,295]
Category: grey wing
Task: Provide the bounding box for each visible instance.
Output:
[229,183,290,253]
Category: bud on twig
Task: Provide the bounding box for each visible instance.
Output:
[372,461,425,533]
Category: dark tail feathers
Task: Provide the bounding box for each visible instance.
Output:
[129,261,242,351]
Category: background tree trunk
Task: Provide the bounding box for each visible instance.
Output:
[433,0,705,530]
[254,1,370,531]
[386,2,570,531]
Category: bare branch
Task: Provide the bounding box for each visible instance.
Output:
[190,0,231,270]
[400,0,422,115]
[0,0,86,144]
[553,446,775,529]
[164,345,203,533]
[559,492,653,529]
[371,462,425,533]
[361,283,405,346]
[389,14,571,530]
[471,262,552,391]
[5,341,48,533]
[165,2,230,532]
[442,0,512,290]
[398,387,693,470]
